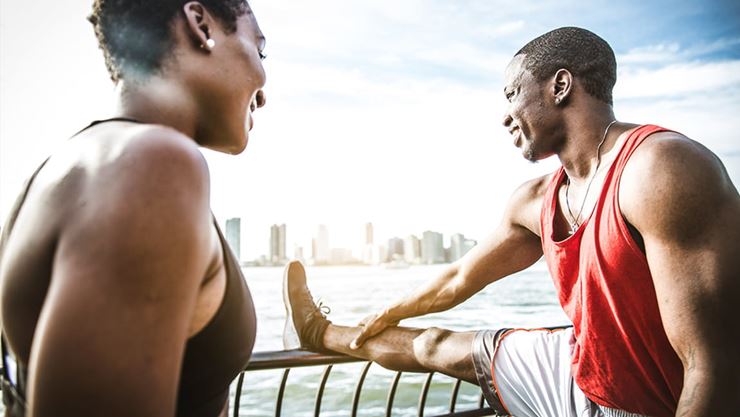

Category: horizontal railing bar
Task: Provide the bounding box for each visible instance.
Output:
[246,349,364,371]
[431,409,496,417]
[242,350,496,417]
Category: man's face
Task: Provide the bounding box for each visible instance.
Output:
[501,55,558,162]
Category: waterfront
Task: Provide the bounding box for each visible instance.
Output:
[231,261,569,416]
[0,261,569,416]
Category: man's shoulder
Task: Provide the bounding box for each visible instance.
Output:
[622,129,725,196]
[621,128,736,239]
[506,172,558,235]
[514,172,556,202]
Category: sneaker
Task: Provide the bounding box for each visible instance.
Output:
[282,260,332,352]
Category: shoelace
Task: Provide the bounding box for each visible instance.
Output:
[316,299,331,315]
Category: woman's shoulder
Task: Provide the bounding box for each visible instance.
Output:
[62,123,210,191]
[26,123,212,232]
[93,123,207,173]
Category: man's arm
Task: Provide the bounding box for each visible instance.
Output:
[27,129,213,417]
[351,177,546,348]
[621,132,740,416]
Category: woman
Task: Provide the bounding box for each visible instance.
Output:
[0,1,266,416]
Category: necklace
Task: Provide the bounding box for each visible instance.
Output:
[564,119,618,235]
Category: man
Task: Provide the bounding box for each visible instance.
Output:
[283,27,740,417]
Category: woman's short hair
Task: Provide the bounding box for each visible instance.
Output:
[88,0,248,82]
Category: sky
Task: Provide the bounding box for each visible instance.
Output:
[1,0,739,261]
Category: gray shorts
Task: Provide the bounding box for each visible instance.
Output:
[471,327,650,417]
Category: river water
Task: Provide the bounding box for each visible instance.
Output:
[0,261,570,416]
[233,261,570,416]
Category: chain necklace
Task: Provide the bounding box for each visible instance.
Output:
[564,120,618,235]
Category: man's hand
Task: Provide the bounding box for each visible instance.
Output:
[350,312,399,349]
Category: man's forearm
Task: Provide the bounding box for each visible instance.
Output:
[384,263,477,321]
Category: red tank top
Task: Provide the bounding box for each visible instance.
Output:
[540,125,683,417]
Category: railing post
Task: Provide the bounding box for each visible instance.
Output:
[314,365,333,417]
[275,368,291,417]
[449,379,462,413]
[232,371,245,417]
[385,371,403,417]
[351,361,373,417]
[418,372,435,417]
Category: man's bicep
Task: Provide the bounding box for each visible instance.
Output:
[644,231,739,366]
[625,135,740,368]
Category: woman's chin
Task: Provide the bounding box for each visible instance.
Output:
[227,133,249,155]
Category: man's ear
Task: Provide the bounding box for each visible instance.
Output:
[183,2,215,51]
[552,69,573,106]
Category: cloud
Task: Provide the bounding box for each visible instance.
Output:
[615,60,740,99]
[618,37,740,65]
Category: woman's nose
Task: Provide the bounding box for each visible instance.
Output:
[255,90,266,108]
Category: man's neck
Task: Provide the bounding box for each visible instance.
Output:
[557,107,618,182]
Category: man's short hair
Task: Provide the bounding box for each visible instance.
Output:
[88,0,249,83]
[515,27,617,105]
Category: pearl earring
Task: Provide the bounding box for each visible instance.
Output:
[555,98,561,104]
[206,38,216,49]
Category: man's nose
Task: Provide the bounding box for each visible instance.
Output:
[256,89,266,108]
[502,111,513,128]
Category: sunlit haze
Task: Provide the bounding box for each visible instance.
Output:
[1,0,739,262]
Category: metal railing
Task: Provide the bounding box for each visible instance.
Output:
[1,351,498,417]
[236,349,496,417]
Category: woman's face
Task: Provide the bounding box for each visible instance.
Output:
[196,5,267,154]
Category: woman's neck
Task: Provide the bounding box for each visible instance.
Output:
[115,77,200,140]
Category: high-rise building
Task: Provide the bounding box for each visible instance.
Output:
[270,223,287,265]
[450,233,465,262]
[387,237,404,261]
[450,233,477,262]
[404,235,421,264]
[225,218,241,261]
[421,231,445,264]
[294,245,305,263]
[313,224,330,264]
[365,222,374,245]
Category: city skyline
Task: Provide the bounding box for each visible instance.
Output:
[226,220,478,267]
[2,1,738,269]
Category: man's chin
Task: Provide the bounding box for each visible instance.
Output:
[523,147,539,163]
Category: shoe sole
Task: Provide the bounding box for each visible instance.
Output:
[282,260,303,350]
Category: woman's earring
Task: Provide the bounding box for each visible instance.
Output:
[206,38,216,49]
[555,97,561,105]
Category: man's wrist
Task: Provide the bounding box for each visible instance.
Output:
[382,306,404,323]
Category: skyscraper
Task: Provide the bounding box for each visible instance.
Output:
[404,234,421,264]
[225,218,241,261]
[365,222,374,245]
[313,224,330,264]
[451,233,478,262]
[450,233,465,262]
[270,223,287,265]
[421,231,445,264]
[386,237,404,261]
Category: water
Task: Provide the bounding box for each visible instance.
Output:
[0,262,570,416]
[232,261,570,416]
